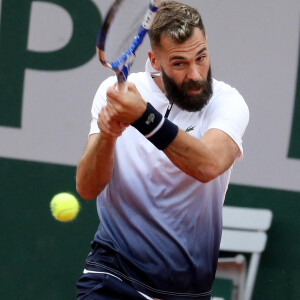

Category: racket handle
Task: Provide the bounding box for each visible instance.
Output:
[116,72,128,93]
[116,82,128,93]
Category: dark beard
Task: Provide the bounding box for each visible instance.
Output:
[161,66,213,112]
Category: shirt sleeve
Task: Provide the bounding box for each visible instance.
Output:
[89,76,117,136]
[206,89,249,160]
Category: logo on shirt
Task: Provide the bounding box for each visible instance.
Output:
[185,125,195,133]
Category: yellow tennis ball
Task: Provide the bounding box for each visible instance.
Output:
[50,193,80,222]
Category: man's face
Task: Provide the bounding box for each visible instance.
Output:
[151,27,213,112]
[161,65,212,112]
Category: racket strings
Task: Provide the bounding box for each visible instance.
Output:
[104,0,150,63]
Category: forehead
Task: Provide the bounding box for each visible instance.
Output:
[159,28,207,60]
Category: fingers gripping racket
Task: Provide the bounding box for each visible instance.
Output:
[97,0,161,92]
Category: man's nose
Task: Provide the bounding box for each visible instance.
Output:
[186,65,201,81]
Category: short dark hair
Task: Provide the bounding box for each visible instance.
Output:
[148,1,206,49]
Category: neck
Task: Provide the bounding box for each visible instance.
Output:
[153,76,165,93]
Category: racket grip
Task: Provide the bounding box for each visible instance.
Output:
[116,72,128,93]
[116,82,128,93]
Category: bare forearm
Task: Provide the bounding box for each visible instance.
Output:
[76,133,116,200]
[163,130,219,183]
[163,129,238,183]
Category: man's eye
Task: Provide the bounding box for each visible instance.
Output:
[173,62,183,66]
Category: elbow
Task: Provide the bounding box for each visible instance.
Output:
[78,193,97,201]
[76,188,94,201]
[76,183,100,201]
[194,164,220,183]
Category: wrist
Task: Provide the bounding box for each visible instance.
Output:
[131,102,178,150]
[99,131,119,142]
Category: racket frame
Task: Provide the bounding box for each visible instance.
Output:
[97,0,161,91]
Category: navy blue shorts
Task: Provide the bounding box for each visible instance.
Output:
[76,271,148,300]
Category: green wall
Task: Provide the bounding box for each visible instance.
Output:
[1,157,299,299]
[0,158,98,299]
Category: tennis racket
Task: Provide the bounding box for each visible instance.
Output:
[97,0,161,92]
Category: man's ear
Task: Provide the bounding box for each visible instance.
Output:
[148,51,161,72]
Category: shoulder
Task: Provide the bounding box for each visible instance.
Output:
[212,79,243,100]
[128,72,150,90]
[203,79,250,133]
[96,76,117,96]
[208,79,249,115]
[204,80,250,158]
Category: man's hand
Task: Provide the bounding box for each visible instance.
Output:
[106,82,147,124]
[98,105,129,139]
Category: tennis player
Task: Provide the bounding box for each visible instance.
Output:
[76,1,249,299]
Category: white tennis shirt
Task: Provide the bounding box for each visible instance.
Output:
[87,60,249,299]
